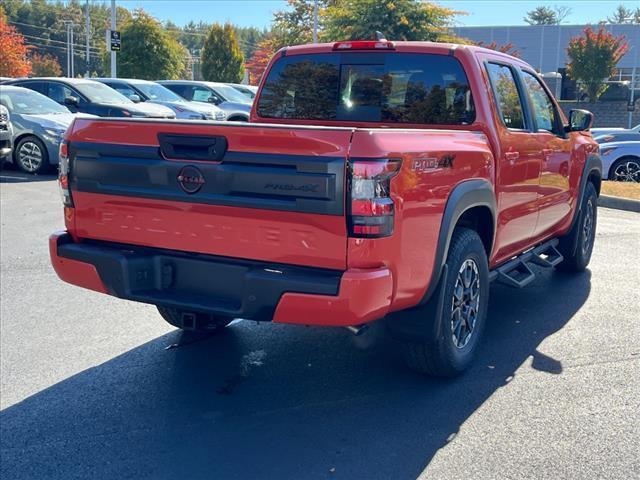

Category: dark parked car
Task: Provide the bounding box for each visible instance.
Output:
[6,78,175,119]
[158,80,251,121]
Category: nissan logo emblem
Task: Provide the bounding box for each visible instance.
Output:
[177,165,205,194]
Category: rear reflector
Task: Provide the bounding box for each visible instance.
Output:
[333,40,395,50]
[348,158,401,238]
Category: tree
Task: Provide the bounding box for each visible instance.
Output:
[553,6,572,23]
[106,10,186,80]
[30,51,61,76]
[607,4,640,24]
[524,6,558,25]
[271,0,333,48]
[245,36,277,85]
[201,23,244,83]
[0,8,31,77]
[322,0,461,42]
[3,0,131,77]
[566,26,628,101]
[476,41,521,58]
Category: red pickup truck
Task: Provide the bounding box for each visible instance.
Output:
[49,40,601,377]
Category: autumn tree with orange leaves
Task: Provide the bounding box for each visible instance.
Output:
[476,41,521,58]
[0,9,32,77]
[567,26,628,101]
[245,37,277,85]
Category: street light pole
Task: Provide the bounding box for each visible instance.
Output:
[110,0,117,78]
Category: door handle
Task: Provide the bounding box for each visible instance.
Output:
[505,151,520,162]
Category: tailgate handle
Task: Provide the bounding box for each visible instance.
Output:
[158,134,228,162]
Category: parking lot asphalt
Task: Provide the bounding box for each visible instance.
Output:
[1,169,639,480]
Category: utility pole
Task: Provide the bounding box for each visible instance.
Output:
[65,21,75,77]
[85,0,91,77]
[312,0,318,43]
[110,0,117,78]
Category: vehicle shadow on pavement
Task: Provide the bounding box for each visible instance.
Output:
[0,165,56,183]
[0,268,591,480]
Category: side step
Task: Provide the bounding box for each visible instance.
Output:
[490,239,563,288]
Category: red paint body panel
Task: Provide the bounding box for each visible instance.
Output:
[49,232,108,294]
[51,41,599,327]
[346,128,494,312]
[72,191,348,270]
[273,268,393,326]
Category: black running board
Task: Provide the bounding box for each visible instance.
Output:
[489,239,564,288]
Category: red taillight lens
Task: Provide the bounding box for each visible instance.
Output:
[58,140,73,207]
[348,158,401,238]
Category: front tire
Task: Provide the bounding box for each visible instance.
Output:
[14,136,50,174]
[557,182,598,272]
[157,306,232,333]
[401,228,490,377]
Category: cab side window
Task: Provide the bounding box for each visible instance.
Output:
[486,63,526,130]
[521,71,559,134]
[192,87,214,102]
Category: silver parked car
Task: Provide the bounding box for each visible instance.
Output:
[0,104,12,161]
[228,83,258,100]
[599,141,640,182]
[159,80,252,121]
[94,78,227,121]
[0,86,93,174]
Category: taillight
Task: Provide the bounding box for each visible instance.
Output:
[333,40,395,50]
[58,140,73,207]
[348,158,401,238]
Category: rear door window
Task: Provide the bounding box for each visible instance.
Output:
[257,52,475,125]
[485,63,526,129]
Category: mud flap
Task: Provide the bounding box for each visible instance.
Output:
[385,264,449,343]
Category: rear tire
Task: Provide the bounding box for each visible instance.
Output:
[557,182,597,273]
[400,227,490,377]
[157,306,232,333]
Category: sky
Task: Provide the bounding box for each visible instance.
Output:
[115,0,640,28]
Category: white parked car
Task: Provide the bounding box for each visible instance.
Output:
[600,141,640,182]
[590,123,639,138]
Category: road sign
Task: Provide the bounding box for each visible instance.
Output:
[110,30,121,52]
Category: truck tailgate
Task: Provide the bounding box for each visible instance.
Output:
[66,119,352,270]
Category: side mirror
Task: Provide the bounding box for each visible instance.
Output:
[566,109,594,132]
[207,96,221,105]
[64,96,79,107]
[129,94,142,103]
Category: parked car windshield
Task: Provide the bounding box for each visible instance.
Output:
[134,82,185,102]
[213,84,252,104]
[74,82,132,104]
[257,52,475,125]
[0,89,69,115]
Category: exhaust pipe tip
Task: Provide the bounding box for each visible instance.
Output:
[345,324,369,336]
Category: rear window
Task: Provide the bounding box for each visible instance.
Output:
[257,52,475,125]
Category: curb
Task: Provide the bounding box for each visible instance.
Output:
[598,195,640,213]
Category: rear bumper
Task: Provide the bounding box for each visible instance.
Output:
[49,231,393,326]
